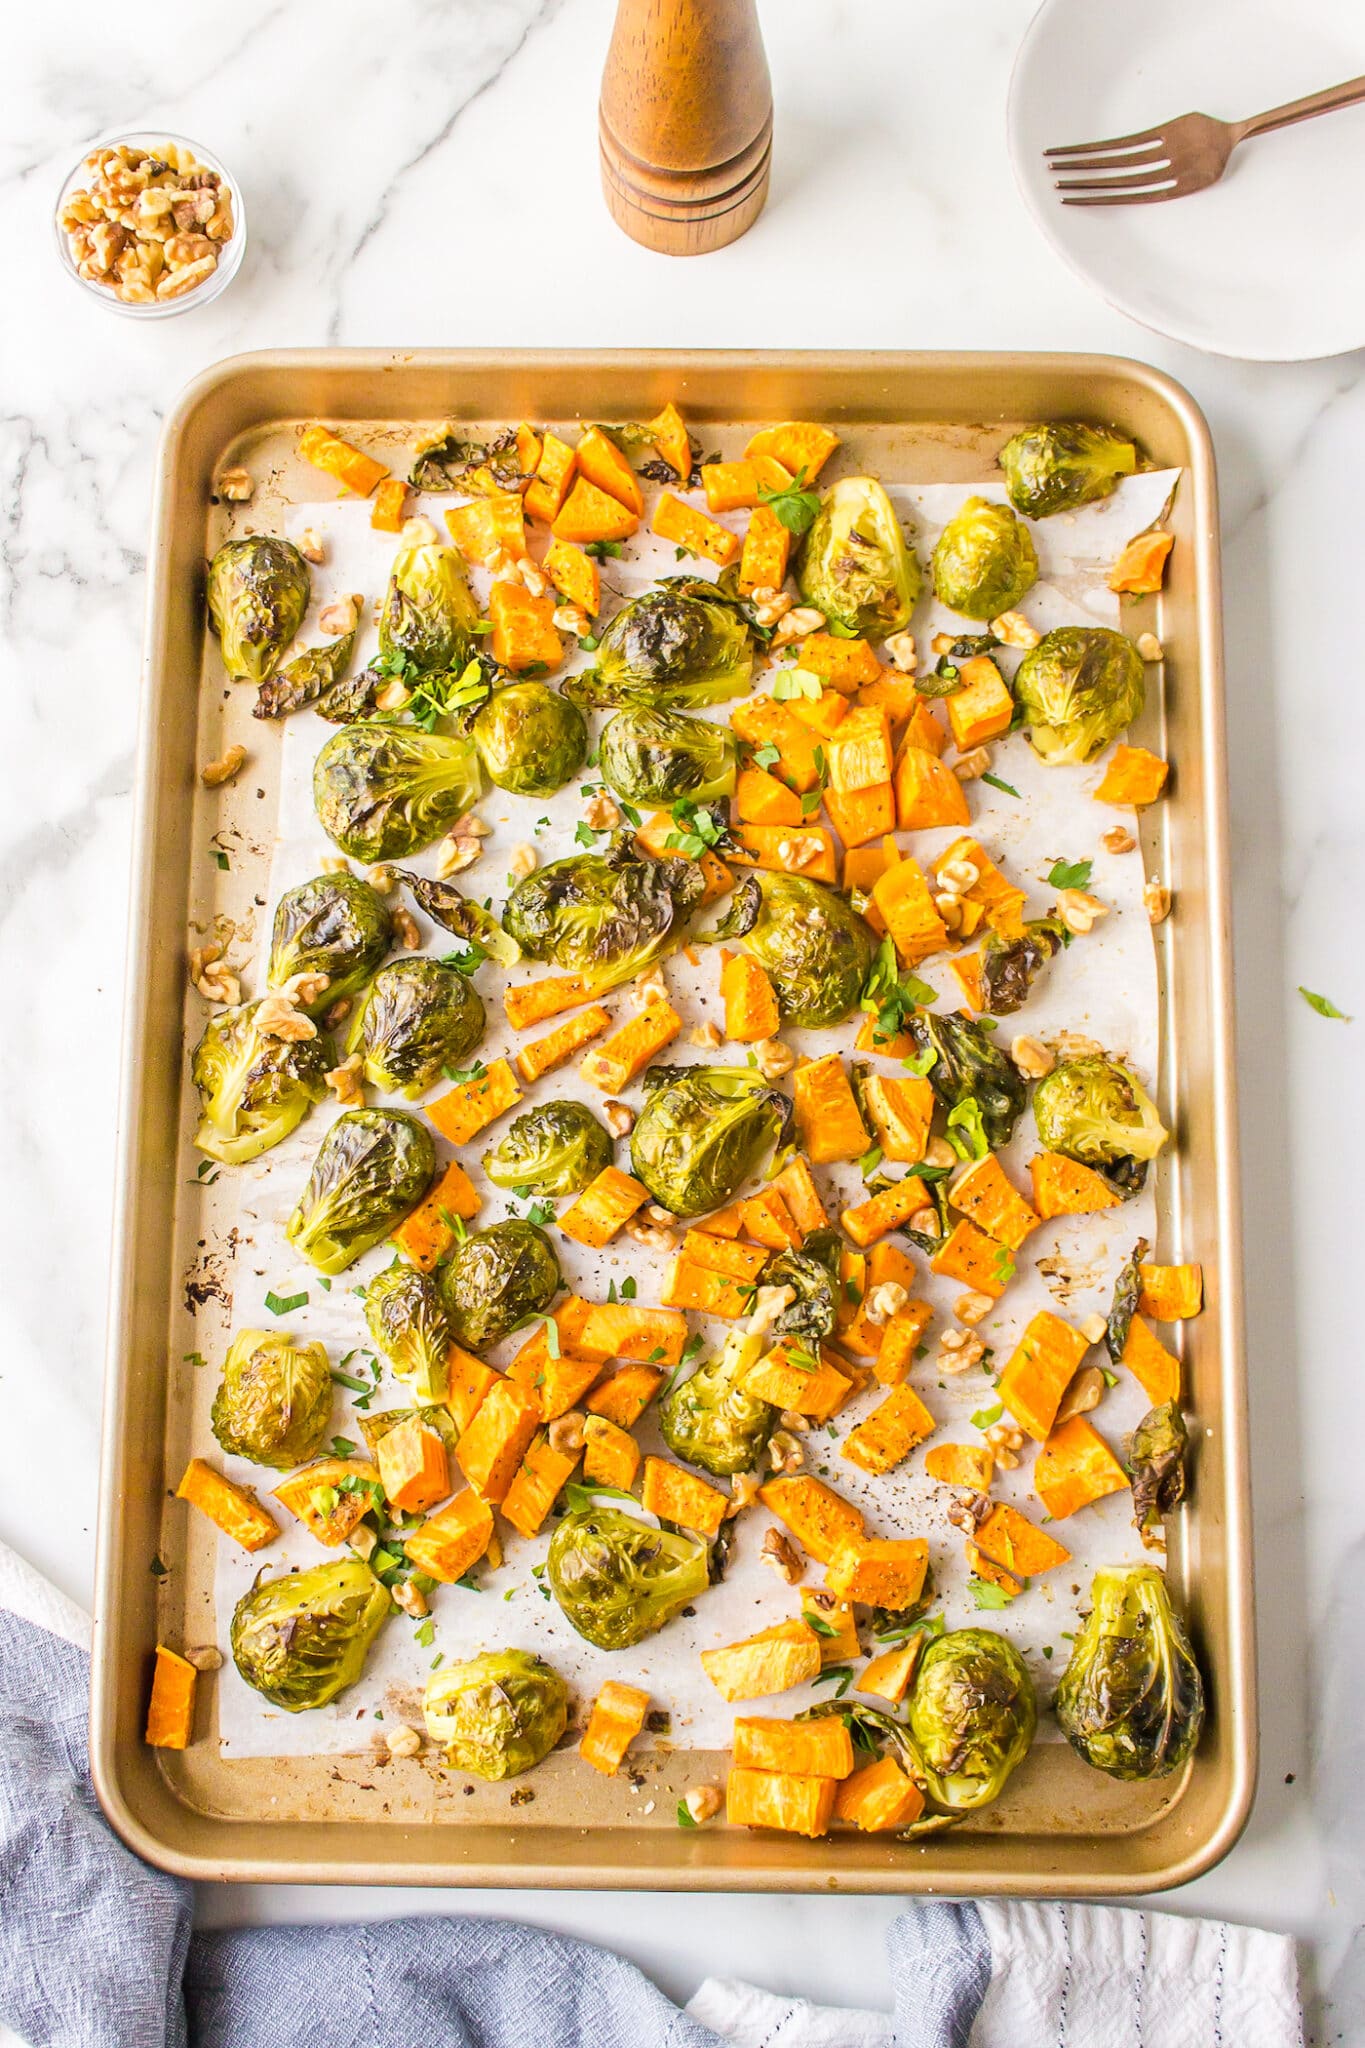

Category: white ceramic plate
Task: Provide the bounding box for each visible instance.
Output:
[1009,0,1365,360]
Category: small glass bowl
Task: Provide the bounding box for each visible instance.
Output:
[54,130,246,318]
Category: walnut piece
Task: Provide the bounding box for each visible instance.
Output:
[200,743,247,788]
[752,1036,796,1080]
[1010,1033,1054,1080]
[189,942,239,1005]
[326,1053,365,1105]
[391,906,421,950]
[385,1723,423,1759]
[603,1099,635,1138]
[1056,889,1109,937]
[760,1527,804,1585]
[253,993,316,1041]
[1101,826,1137,855]
[684,1784,723,1825]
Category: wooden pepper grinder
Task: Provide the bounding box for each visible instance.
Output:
[599,0,772,256]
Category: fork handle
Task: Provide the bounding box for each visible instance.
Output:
[1233,73,1365,143]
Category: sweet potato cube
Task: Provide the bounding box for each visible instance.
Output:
[730,698,825,792]
[947,655,1014,750]
[798,633,883,691]
[735,765,804,828]
[1035,1415,1129,1521]
[771,1155,828,1235]
[298,423,388,496]
[502,1425,583,1539]
[454,1378,541,1503]
[733,1716,855,1779]
[998,1311,1091,1440]
[642,1457,729,1536]
[743,421,840,481]
[645,401,692,481]
[701,460,760,512]
[576,425,645,516]
[948,1155,1040,1251]
[370,477,408,532]
[1094,743,1170,807]
[930,1220,1016,1299]
[444,1346,500,1434]
[683,1232,768,1282]
[792,1054,869,1164]
[427,1059,522,1146]
[579,1002,681,1091]
[273,1458,378,1547]
[652,491,739,567]
[552,476,639,544]
[403,1488,495,1583]
[177,1458,278,1552]
[823,783,897,849]
[842,1241,922,1357]
[759,1475,865,1566]
[871,856,948,967]
[1123,1316,1181,1405]
[856,672,924,726]
[827,708,893,794]
[661,1257,750,1320]
[948,952,985,1013]
[1029,1151,1123,1217]
[872,1301,934,1386]
[826,1536,929,1609]
[970,1501,1070,1584]
[721,953,781,1040]
[744,1343,854,1423]
[701,1618,823,1702]
[1108,529,1174,594]
[924,1442,995,1491]
[894,743,971,831]
[376,1416,450,1514]
[586,1365,667,1427]
[445,494,526,565]
[572,1301,688,1365]
[1138,1262,1203,1320]
[489,580,563,672]
[514,1005,610,1086]
[581,1413,642,1491]
[580,1679,650,1776]
[558,1166,651,1249]
[841,1178,931,1249]
[801,1588,861,1665]
[740,1186,802,1251]
[836,1247,866,1333]
[834,1755,925,1832]
[543,537,601,616]
[737,502,793,595]
[727,1767,835,1837]
[695,1200,747,1238]
[524,432,577,525]
[787,682,850,741]
[858,1644,921,1707]
[734,821,838,884]
[840,1384,936,1476]
[391,1160,481,1271]
[932,836,1026,940]
[514,1352,603,1424]
[503,974,597,1029]
[860,1071,934,1165]
[145,1647,198,1750]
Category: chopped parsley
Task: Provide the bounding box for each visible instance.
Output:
[1299,986,1352,1021]
[1047,857,1093,891]
[264,1288,308,1317]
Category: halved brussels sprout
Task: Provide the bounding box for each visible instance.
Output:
[910,1009,1028,1152]
[268,873,393,1015]
[394,871,522,969]
[192,1002,332,1165]
[1055,1564,1205,1779]
[473,681,587,796]
[437,1219,561,1353]
[503,830,705,992]
[286,1108,435,1275]
[659,1330,775,1478]
[207,535,311,685]
[211,1329,332,1469]
[230,1558,390,1712]
[253,604,359,720]
[999,421,1137,519]
[482,1102,613,1197]
[345,958,484,1097]
[630,1064,793,1219]
[363,1263,452,1404]
[1130,1401,1188,1551]
[1032,1055,1167,1191]
[547,1503,711,1649]
[565,586,754,709]
[599,705,737,808]
[1013,626,1144,766]
[710,872,878,1029]
[979,916,1067,1017]
[931,496,1038,620]
[423,1649,568,1779]
[757,1227,843,1346]
[797,477,921,639]
[378,520,480,674]
[313,724,483,864]
[905,1627,1037,1813]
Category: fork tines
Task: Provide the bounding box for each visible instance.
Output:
[1045,128,1177,205]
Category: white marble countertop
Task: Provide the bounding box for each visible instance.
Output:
[5,0,1362,2038]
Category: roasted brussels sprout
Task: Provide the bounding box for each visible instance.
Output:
[1130,1401,1188,1551]
[931,496,1038,620]
[191,1001,332,1165]
[914,631,1001,700]
[910,1010,1028,1152]
[598,705,737,808]
[378,519,480,674]
[1055,1564,1205,1780]
[423,1649,568,1779]
[548,1503,711,1650]
[313,724,483,864]
[286,1108,435,1275]
[363,1263,452,1404]
[437,1219,561,1353]
[210,1329,332,1469]
[1013,626,1144,766]
[906,1628,1037,1813]
[1105,1236,1149,1364]
[345,958,484,1097]
[979,916,1067,1017]
[482,1102,613,1197]
[1033,1056,1167,1191]
[207,535,310,685]
[473,681,587,796]
[409,424,533,495]
[566,586,754,709]
[253,602,359,720]
[230,1558,390,1712]
[630,1064,794,1219]
[394,871,522,969]
[999,421,1137,519]
[757,1228,843,1346]
[659,1330,776,1477]
[268,872,394,1015]
[797,477,922,639]
[711,872,878,1029]
[503,830,704,991]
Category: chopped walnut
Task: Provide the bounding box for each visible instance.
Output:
[363,865,396,896]
[519,559,549,599]
[752,1036,796,1079]
[1136,632,1164,663]
[553,602,591,638]
[325,1053,365,1105]
[507,843,538,880]
[684,1784,723,1825]
[689,1020,723,1050]
[984,1420,1025,1470]
[189,942,240,1005]
[865,1280,909,1326]
[771,604,825,644]
[767,1429,804,1475]
[253,993,316,1041]
[184,1645,223,1672]
[989,609,1041,649]
[434,834,482,877]
[216,466,253,502]
[201,743,247,787]
[603,1099,635,1138]
[374,680,411,712]
[931,633,956,657]
[318,594,362,638]
[1144,880,1172,925]
[778,1409,811,1434]
[937,857,980,895]
[348,1523,378,1562]
[1101,826,1137,856]
[385,1723,423,1759]
[946,1491,993,1534]
[402,516,440,547]
[626,1218,676,1254]
[548,1413,586,1456]
[952,748,990,783]
[760,1527,804,1585]
[775,834,821,871]
[323,997,352,1029]
[298,527,326,565]
[1051,1029,1104,1059]
[938,1327,986,1374]
[1010,1033,1054,1080]
[392,1579,429,1620]
[631,963,669,1009]
[934,892,965,934]
[319,853,352,875]
[923,1136,956,1170]
[276,969,331,1010]
[726,1472,762,1517]
[884,629,917,673]
[955,1290,994,1327]
[908,1205,940,1238]
[746,1283,796,1339]
[584,790,622,830]
[1055,1364,1106,1426]
[1056,889,1109,937]
[1077,1312,1108,1346]
[392,906,421,950]
[748,586,793,628]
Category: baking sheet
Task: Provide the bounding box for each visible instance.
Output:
[212,466,1178,1759]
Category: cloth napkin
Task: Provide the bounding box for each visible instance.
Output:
[0,1539,1302,2048]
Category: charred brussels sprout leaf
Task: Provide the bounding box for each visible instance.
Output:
[758,1228,843,1345]
[482,1102,613,1197]
[1014,626,1144,766]
[1130,1402,1188,1551]
[630,1064,793,1219]
[473,681,587,796]
[363,1263,452,1404]
[210,1329,332,1469]
[797,476,922,638]
[979,916,1067,1017]
[409,424,532,495]
[424,1648,568,1779]
[910,1010,1027,1152]
[931,496,1038,621]
[231,1558,390,1712]
[548,1504,711,1650]
[268,872,393,1014]
[1105,1236,1150,1363]
[659,1331,775,1478]
[1054,1564,1205,1780]
[395,871,522,969]
[565,587,754,710]
[192,1002,332,1166]
[313,724,482,864]
[207,536,310,685]
[905,1627,1037,1812]
[503,830,704,991]
[599,705,737,808]
[999,421,1138,519]
[286,1108,435,1275]
[345,958,484,1097]
[1033,1057,1167,1193]
[437,1219,561,1353]
[254,609,359,720]
[378,521,480,674]
[709,871,878,1029]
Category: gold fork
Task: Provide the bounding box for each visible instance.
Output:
[1047,73,1365,205]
